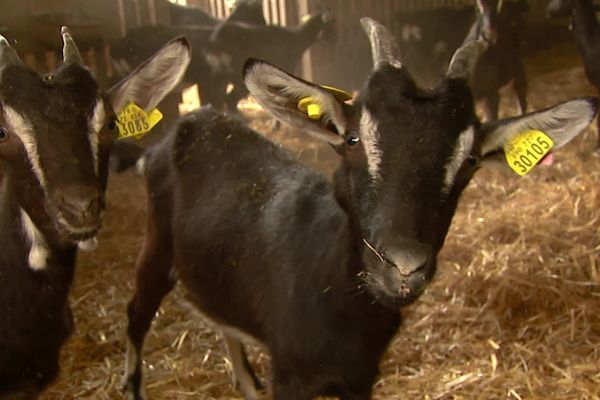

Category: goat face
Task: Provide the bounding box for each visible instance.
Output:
[0,29,190,251]
[245,18,597,308]
[476,0,504,43]
[337,65,480,306]
[0,30,111,243]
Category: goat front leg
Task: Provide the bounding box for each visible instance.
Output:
[481,92,500,122]
[121,237,176,400]
[222,330,264,400]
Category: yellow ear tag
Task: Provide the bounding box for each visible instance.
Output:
[297,86,352,120]
[504,129,554,176]
[298,97,322,120]
[116,102,163,140]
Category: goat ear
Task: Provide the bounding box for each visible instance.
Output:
[243,58,347,145]
[479,97,598,171]
[107,36,191,114]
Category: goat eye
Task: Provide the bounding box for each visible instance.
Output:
[467,155,478,167]
[0,127,7,142]
[346,132,360,147]
[107,119,117,131]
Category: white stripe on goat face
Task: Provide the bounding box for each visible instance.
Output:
[4,106,46,190]
[360,107,383,182]
[442,125,475,195]
[88,99,105,176]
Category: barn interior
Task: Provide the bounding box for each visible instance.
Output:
[0,0,599,399]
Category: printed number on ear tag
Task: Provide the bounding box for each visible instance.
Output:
[504,130,554,176]
[116,102,163,140]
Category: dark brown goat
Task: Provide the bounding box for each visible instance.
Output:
[0,31,190,398]
[121,18,597,400]
[547,0,600,151]
[465,0,529,121]
[207,11,336,111]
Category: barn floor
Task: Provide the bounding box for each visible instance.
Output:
[40,41,600,400]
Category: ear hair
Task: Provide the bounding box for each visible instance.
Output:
[481,97,598,156]
[243,58,346,144]
[108,36,191,113]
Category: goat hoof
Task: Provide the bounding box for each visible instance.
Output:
[120,376,147,400]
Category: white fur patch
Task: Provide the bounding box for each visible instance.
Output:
[4,106,46,190]
[20,209,49,270]
[443,126,475,195]
[360,108,383,182]
[78,237,97,251]
[88,100,105,176]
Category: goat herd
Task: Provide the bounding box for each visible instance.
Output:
[0,0,599,399]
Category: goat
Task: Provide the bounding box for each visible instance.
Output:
[547,0,600,151]
[207,11,336,111]
[111,1,267,118]
[0,29,190,398]
[120,18,597,400]
[396,6,474,86]
[464,0,529,121]
[166,0,265,27]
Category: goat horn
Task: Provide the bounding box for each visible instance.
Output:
[61,26,83,65]
[445,40,487,82]
[360,17,402,69]
[0,34,22,68]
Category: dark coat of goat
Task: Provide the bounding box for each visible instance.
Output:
[120,19,597,400]
[464,0,529,121]
[0,31,190,398]
[548,0,600,150]
[207,11,336,111]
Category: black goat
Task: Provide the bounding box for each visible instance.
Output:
[396,6,474,86]
[207,11,336,111]
[547,0,600,151]
[166,0,265,27]
[0,31,190,398]
[120,18,597,400]
[111,1,267,115]
[465,0,529,121]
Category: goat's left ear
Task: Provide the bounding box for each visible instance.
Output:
[479,97,599,171]
[243,58,347,145]
[107,36,191,113]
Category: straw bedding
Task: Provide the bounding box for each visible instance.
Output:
[40,42,600,399]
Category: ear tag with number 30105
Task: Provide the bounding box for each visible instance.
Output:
[504,129,554,176]
[116,102,163,140]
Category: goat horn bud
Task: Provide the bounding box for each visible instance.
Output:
[61,26,83,65]
[360,17,402,70]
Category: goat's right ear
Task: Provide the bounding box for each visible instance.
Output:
[107,36,191,114]
[243,58,347,145]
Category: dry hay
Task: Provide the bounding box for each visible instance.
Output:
[40,43,600,400]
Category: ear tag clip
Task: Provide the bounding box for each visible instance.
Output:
[116,102,163,140]
[297,85,353,120]
[504,129,554,176]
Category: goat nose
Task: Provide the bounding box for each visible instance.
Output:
[382,242,432,276]
[58,186,100,220]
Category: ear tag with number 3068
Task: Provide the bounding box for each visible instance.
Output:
[504,130,554,176]
[116,102,163,140]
